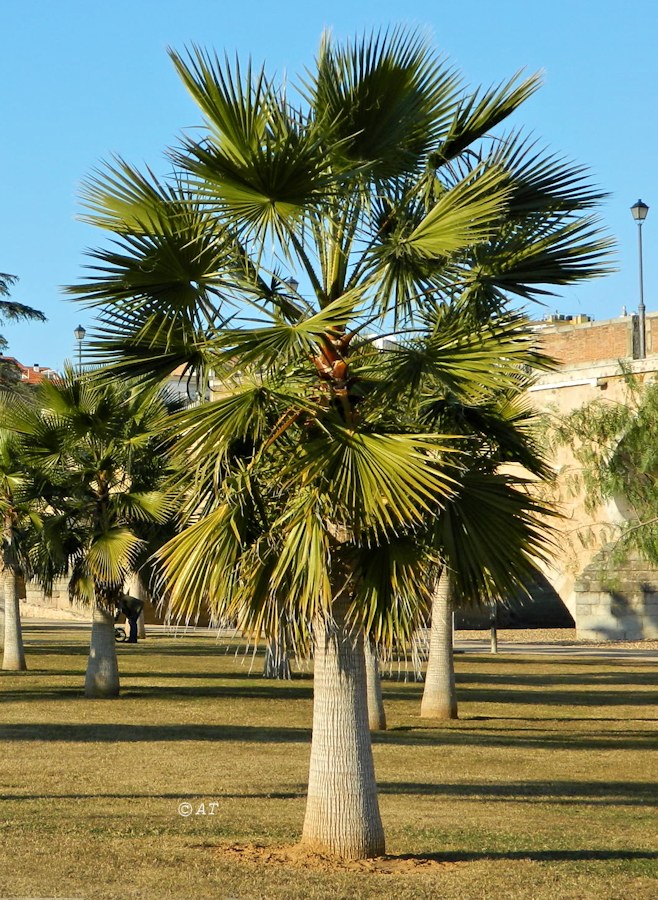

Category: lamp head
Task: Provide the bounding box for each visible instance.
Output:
[631,199,649,222]
[74,325,86,342]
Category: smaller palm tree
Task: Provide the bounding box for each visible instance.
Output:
[417,377,556,719]
[0,429,32,671]
[8,371,173,697]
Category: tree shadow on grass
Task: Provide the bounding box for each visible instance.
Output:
[376,726,657,751]
[462,655,658,667]
[23,644,239,659]
[19,644,89,656]
[453,687,658,707]
[379,779,658,806]
[0,789,305,802]
[1,721,655,752]
[4,780,655,808]
[455,671,658,687]
[0,679,314,704]
[117,684,314,701]
[0,722,311,743]
[1,668,312,681]
[400,849,658,863]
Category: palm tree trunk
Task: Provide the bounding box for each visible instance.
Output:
[364,637,386,731]
[0,570,6,647]
[2,567,26,671]
[420,570,458,720]
[490,603,498,654]
[263,638,292,679]
[263,622,291,679]
[84,604,120,698]
[301,602,385,859]
[137,608,146,640]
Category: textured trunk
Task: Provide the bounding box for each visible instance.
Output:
[84,604,120,698]
[420,571,458,719]
[137,608,146,640]
[263,629,292,679]
[301,603,385,859]
[490,604,498,654]
[2,567,26,671]
[0,571,6,647]
[364,637,386,731]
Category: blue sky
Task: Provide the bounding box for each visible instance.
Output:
[1,0,656,369]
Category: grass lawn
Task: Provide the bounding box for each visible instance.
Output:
[1,626,657,899]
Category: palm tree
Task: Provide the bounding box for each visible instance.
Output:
[0,430,29,671]
[8,372,173,697]
[69,29,611,858]
[418,383,555,719]
[421,464,555,719]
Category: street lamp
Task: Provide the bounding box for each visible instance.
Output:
[631,199,649,358]
[74,324,86,370]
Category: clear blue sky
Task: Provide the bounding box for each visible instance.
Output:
[2,0,656,369]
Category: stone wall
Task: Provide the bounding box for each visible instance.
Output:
[574,547,658,640]
[19,575,168,625]
[21,576,87,620]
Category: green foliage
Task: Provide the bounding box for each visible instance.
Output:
[0,273,46,353]
[2,371,175,609]
[549,369,658,565]
[69,28,612,645]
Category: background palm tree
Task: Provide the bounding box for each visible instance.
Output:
[0,429,31,671]
[416,380,554,719]
[8,372,173,697]
[69,28,611,858]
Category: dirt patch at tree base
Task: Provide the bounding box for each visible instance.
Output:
[207,842,459,874]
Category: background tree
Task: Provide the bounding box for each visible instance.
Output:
[549,370,658,566]
[8,372,173,697]
[417,380,554,719]
[0,273,46,354]
[0,429,30,671]
[69,28,611,858]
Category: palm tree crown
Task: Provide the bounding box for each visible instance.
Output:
[5,371,173,609]
[69,29,611,635]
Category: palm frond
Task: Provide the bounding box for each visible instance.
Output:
[294,425,459,537]
[466,215,615,301]
[401,162,512,258]
[432,467,557,604]
[433,71,542,163]
[170,47,333,243]
[84,527,144,584]
[308,26,460,177]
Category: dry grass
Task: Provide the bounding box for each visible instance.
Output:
[0,625,657,899]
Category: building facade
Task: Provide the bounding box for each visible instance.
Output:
[529,311,658,639]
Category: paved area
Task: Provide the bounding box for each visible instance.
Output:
[454,638,658,661]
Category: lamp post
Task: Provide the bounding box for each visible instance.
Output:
[631,199,649,358]
[74,324,86,371]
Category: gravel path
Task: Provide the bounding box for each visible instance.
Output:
[455,627,658,651]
